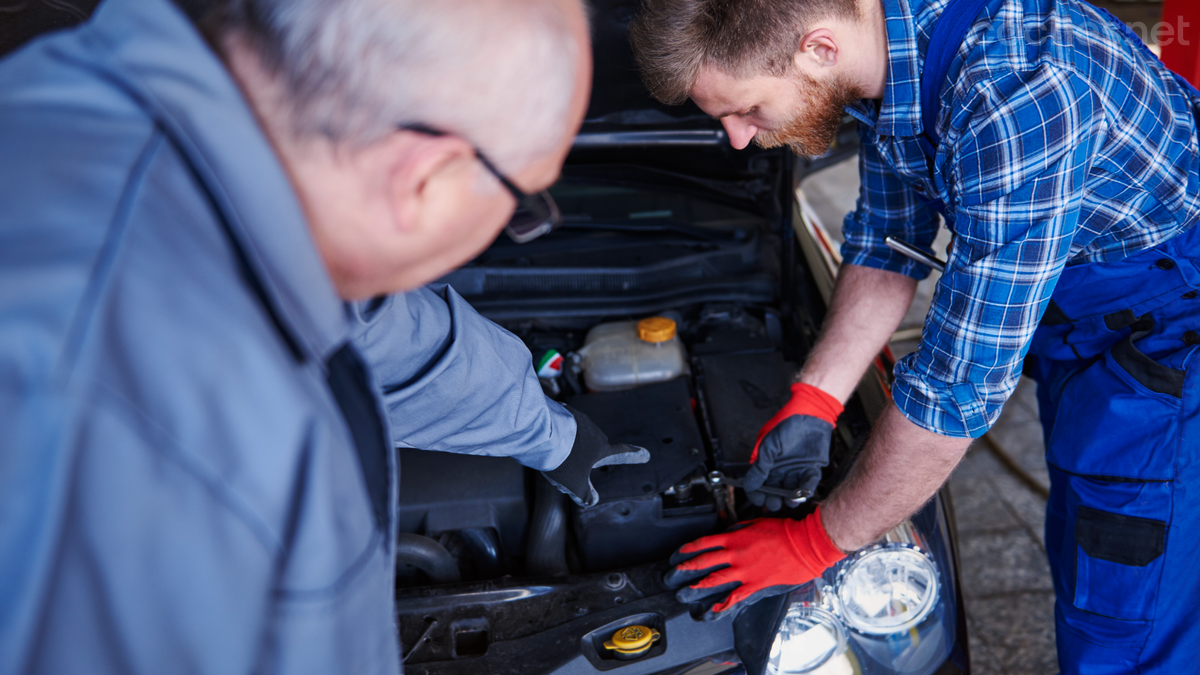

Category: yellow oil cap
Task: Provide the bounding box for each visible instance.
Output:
[603,625,661,657]
[637,317,676,343]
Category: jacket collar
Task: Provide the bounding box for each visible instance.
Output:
[84,0,350,364]
[854,0,946,138]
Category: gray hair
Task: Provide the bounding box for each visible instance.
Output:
[210,0,584,173]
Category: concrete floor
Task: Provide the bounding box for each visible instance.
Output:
[947,382,1056,675]
[802,158,1059,674]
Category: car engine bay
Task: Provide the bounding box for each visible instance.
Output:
[393,300,877,671]
[389,168,960,675]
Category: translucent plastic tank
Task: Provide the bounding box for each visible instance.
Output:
[579,316,687,391]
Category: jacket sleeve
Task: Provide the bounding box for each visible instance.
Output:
[350,284,576,471]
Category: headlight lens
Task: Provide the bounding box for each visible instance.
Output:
[764,499,959,675]
[767,606,847,674]
[836,545,939,635]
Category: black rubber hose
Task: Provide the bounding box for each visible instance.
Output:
[526,473,570,577]
[459,527,503,578]
[396,533,461,584]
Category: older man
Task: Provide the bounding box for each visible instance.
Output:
[0,0,648,672]
[633,0,1200,671]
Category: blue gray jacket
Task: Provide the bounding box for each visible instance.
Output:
[0,0,575,672]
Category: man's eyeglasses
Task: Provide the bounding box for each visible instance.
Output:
[400,123,561,244]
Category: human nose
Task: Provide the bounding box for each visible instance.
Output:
[720,117,758,150]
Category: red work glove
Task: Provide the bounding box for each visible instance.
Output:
[662,508,846,621]
[743,383,842,510]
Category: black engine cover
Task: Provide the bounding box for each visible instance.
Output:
[695,351,796,470]
[396,448,528,559]
[566,378,718,571]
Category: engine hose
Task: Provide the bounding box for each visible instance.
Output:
[526,473,570,577]
[458,527,503,578]
[396,533,461,584]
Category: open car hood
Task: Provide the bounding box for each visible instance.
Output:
[584,1,712,128]
[574,1,781,180]
[573,1,859,194]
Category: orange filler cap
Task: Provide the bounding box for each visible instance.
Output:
[637,317,676,343]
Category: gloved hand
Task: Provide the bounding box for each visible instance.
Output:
[743,382,842,510]
[662,508,845,620]
[542,405,650,508]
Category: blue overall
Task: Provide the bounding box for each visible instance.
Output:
[923,1,1200,670]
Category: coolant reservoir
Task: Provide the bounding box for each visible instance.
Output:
[580,316,687,391]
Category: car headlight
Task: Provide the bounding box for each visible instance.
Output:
[766,605,847,674]
[836,544,939,635]
[765,499,959,675]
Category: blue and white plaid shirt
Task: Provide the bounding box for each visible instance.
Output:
[841,0,1200,437]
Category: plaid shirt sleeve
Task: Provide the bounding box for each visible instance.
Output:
[841,124,942,280]
[891,64,1101,438]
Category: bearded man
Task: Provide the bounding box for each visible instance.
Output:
[631,0,1200,671]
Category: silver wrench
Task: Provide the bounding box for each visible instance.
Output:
[707,471,812,505]
[885,236,946,273]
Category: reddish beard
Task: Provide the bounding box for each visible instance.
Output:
[754,72,862,157]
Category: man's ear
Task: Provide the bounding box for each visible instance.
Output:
[384,132,477,238]
[794,28,840,69]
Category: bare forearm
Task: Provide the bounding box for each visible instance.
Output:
[798,265,917,402]
[793,264,963,551]
[820,403,972,551]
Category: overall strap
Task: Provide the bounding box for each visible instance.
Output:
[919,0,992,155]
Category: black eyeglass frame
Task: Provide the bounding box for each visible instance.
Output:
[399,123,561,244]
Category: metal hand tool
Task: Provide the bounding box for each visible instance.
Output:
[885,236,946,273]
[707,471,812,504]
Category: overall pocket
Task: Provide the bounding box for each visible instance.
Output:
[1046,333,1183,623]
[1073,505,1167,620]
[1048,334,1183,481]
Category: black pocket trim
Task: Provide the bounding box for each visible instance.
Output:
[1103,309,1139,331]
[1040,299,1073,326]
[1111,336,1185,398]
[1075,506,1166,567]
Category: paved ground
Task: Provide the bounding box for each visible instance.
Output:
[803,158,1059,674]
[946,382,1057,675]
